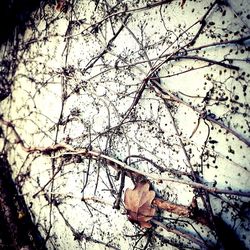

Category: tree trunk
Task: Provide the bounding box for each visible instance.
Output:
[0,154,46,250]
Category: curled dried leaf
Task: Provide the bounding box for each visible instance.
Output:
[124,182,156,228]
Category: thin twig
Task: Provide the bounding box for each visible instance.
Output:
[149,83,250,147]
[2,119,250,197]
[151,219,208,249]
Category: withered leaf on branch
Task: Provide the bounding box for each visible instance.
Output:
[124,182,156,228]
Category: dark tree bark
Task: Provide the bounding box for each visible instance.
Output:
[0,154,46,250]
[0,0,43,45]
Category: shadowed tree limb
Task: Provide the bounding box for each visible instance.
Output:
[0,154,46,250]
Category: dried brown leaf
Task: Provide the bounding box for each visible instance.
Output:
[124,182,156,228]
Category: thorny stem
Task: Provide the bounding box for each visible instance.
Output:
[161,93,219,230]
[188,0,218,47]
[150,81,250,147]
[1,118,250,198]
[69,151,250,199]
[169,55,240,70]
[81,14,131,74]
[151,0,218,74]
[65,0,175,39]
[113,170,125,209]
